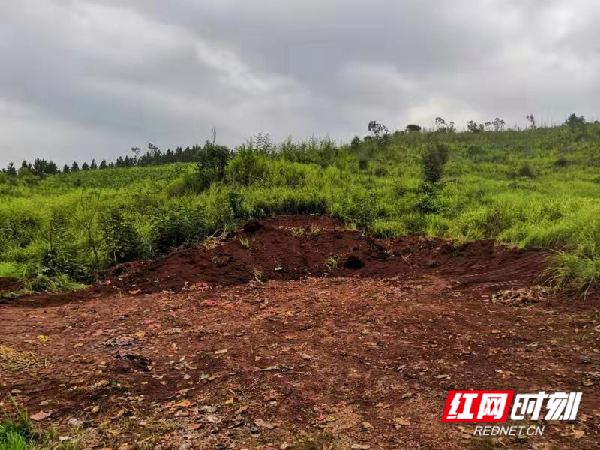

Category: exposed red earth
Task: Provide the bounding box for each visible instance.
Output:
[1,216,599,449]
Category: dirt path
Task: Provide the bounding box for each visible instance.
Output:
[1,217,599,449]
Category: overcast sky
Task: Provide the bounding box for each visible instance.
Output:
[1,0,599,166]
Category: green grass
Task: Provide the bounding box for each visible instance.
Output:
[0,398,80,450]
[1,124,600,295]
[0,263,24,279]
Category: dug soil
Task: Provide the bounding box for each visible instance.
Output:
[1,216,599,449]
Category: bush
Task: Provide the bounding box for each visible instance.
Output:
[517,164,535,178]
[226,149,270,186]
[422,144,450,184]
[100,208,143,265]
[26,273,84,294]
[196,144,231,187]
[151,204,205,255]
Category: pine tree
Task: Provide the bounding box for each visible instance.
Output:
[6,162,16,176]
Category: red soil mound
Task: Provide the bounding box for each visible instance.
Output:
[106,216,551,295]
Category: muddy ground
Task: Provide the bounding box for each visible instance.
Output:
[1,216,599,449]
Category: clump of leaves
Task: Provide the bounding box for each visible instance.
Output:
[203,236,221,250]
[239,237,250,249]
[252,269,264,282]
[326,255,339,270]
[25,274,84,295]
[292,227,305,237]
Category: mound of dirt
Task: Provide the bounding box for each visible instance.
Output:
[104,216,551,296]
[4,217,600,449]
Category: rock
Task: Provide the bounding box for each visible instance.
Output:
[255,419,276,429]
[30,411,51,421]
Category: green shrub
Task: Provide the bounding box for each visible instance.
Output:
[517,164,535,178]
[26,274,84,294]
[151,203,205,255]
[226,149,270,186]
[100,208,143,265]
[422,143,450,184]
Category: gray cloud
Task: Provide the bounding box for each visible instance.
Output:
[1,0,599,166]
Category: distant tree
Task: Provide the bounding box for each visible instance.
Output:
[435,117,447,132]
[196,140,231,189]
[566,113,586,132]
[90,159,98,170]
[71,161,79,172]
[447,122,456,133]
[254,133,274,153]
[493,117,506,132]
[62,164,70,174]
[29,158,58,176]
[82,162,90,171]
[467,120,484,133]
[368,121,389,138]
[99,160,107,170]
[145,143,162,163]
[406,124,422,133]
[526,114,536,130]
[350,136,361,150]
[17,165,34,179]
[6,162,16,176]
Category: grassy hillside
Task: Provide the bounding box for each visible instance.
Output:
[1,124,600,295]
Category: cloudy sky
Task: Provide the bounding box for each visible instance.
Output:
[1,0,599,166]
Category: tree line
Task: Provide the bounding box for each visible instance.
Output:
[1,141,230,178]
[1,113,591,178]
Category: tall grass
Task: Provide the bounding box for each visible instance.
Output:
[1,124,600,294]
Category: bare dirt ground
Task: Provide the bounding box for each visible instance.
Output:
[1,216,599,449]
